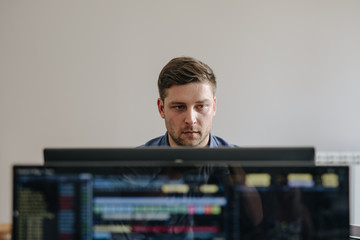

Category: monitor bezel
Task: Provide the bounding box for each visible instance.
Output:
[43,147,315,167]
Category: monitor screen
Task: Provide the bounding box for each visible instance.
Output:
[13,163,349,240]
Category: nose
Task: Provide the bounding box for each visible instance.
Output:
[185,108,197,125]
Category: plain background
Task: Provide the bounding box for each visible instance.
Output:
[1,0,359,225]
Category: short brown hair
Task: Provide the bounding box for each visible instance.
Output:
[158,57,217,100]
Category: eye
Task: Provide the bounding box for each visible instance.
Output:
[172,105,185,110]
[197,104,207,110]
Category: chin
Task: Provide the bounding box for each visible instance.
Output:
[184,140,204,147]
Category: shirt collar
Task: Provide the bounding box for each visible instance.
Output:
[209,133,217,147]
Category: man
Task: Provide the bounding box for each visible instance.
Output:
[139,57,262,237]
[143,56,235,147]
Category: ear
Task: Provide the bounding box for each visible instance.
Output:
[157,98,165,119]
[213,96,217,116]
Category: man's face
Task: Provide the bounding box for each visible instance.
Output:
[157,82,217,147]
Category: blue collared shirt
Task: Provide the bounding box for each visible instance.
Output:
[142,132,235,147]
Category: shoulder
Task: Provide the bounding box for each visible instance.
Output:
[140,133,170,147]
[210,134,237,147]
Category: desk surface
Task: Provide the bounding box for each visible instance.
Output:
[0,224,11,240]
[351,225,360,239]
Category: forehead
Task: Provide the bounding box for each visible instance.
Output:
[164,82,214,103]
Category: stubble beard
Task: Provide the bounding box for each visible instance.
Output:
[168,128,210,147]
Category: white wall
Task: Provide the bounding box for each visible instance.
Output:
[1,0,360,224]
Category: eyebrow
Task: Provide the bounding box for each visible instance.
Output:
[168,101,185,105]
[168,99,212,105]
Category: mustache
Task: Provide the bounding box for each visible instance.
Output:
[182,128,200,132]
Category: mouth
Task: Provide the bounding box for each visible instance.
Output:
[182,131,200,136]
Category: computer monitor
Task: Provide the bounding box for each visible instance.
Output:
[13,149,349,240]
[43,147,316,167]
